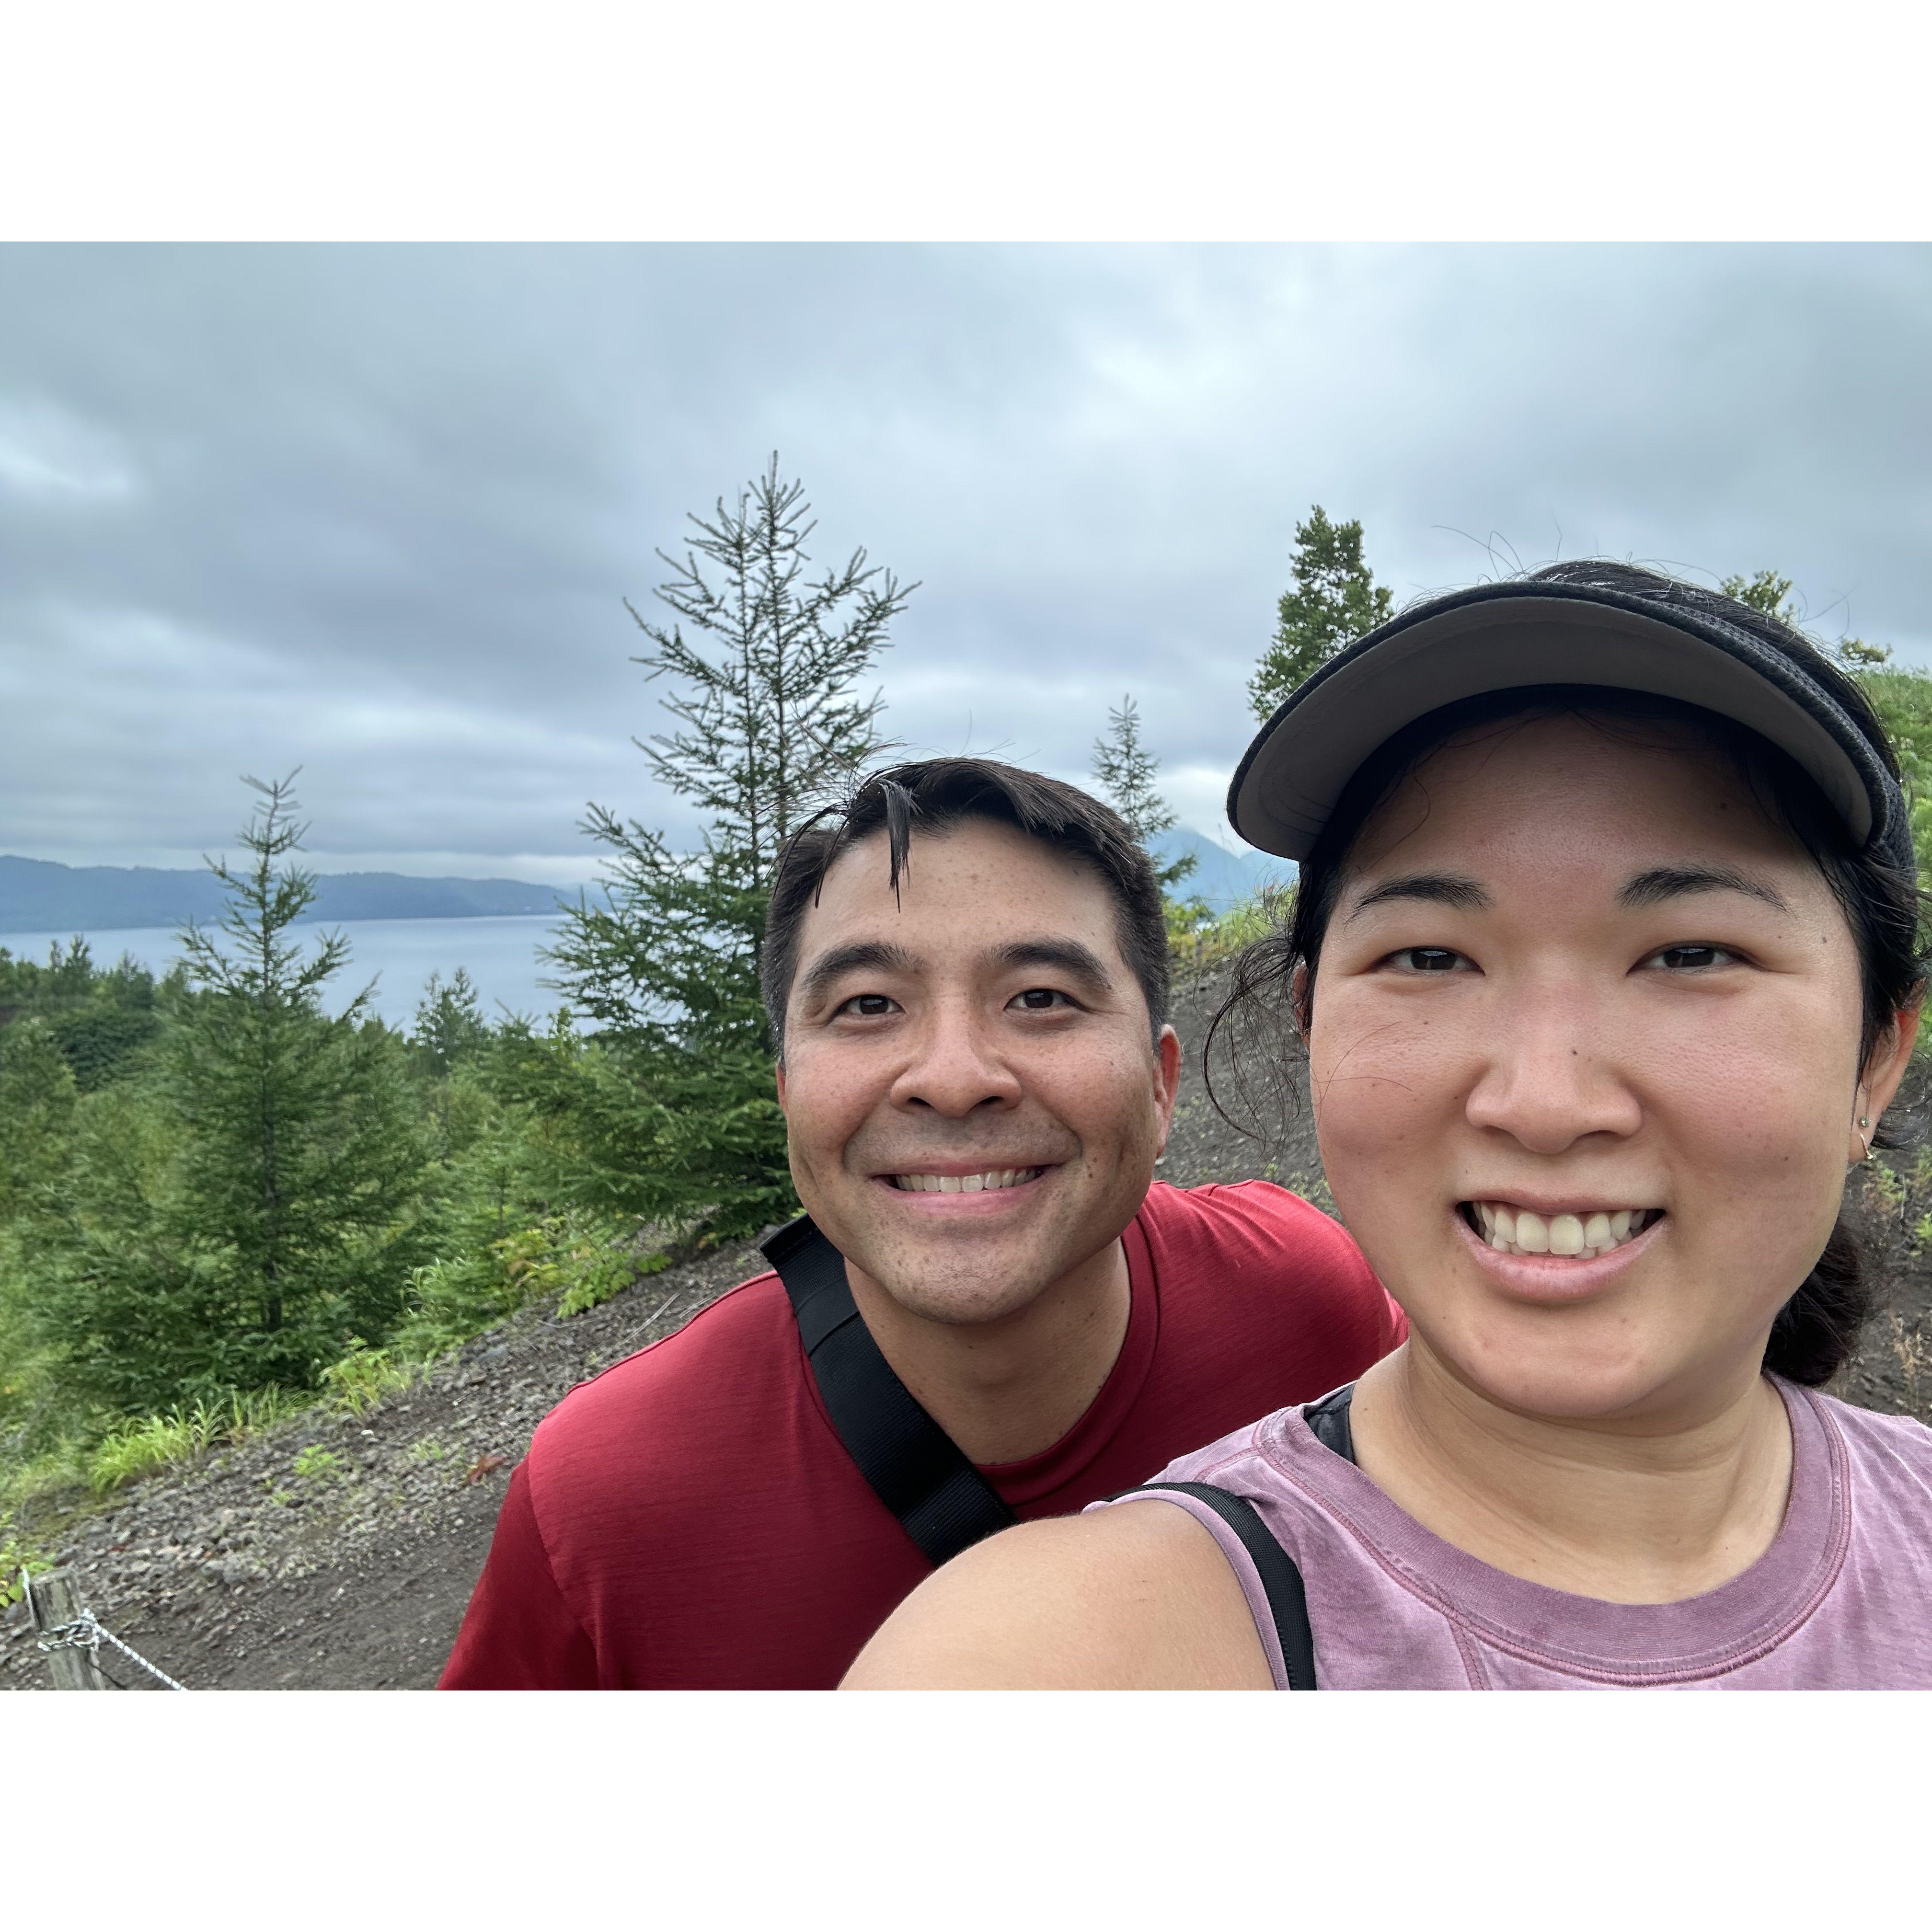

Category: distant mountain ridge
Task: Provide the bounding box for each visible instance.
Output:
[2,834,1282,940]
[0,854,571,936]
[1150,830,1293,909]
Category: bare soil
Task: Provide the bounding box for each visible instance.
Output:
[5,963,1926,1690]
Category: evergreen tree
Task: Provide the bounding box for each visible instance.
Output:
[539,459,913,1240]
[0,1017,79,1223]
[1249,506,1393,720]
[0,939,166,1090]
[413,967,490,1078]
[1091,694,1198,896]
[410,966,494,1164]
[38,777,430,1409]
[626,453,912,895]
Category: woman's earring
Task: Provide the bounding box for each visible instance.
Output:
[1860,1116,1874,1161]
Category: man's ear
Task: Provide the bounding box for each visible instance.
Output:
[774,1058,788,1114]
[1152,1024,1182,1146]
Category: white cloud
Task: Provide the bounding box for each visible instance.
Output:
[0,398,138,503]
[2,243,1929,874]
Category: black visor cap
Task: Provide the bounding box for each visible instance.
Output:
[1227,579,1913,876]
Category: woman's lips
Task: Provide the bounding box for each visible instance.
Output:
[1454,1200,1665,1301]
[1464,1199,1663,1260]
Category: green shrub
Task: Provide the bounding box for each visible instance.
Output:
[395,1211,656,1355]
[1170,888,1286,976]
[319,1338,414,1416]
[561,1246,667,1319]
[291,1444,345,1483]
[0,1530,53,1610]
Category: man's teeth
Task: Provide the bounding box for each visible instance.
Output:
[891,1168,1044,1193]
[1469,1201,1657,1259]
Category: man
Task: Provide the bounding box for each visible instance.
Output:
[441,758,1402,1689]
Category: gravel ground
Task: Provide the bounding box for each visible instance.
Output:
[5,959,1925,1690]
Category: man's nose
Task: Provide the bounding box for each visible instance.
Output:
[1462,986,1642,1154]
[889,1004,1023,1117]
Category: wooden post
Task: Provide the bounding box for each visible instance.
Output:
[25,1569,110,1690]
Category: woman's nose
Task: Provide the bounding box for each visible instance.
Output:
[1462,995,1642,1153]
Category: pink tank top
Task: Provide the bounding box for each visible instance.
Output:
[1092,1375,1932,1688]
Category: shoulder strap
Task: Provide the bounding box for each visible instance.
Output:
[1130,1481,1319,1690]
[762,1214,1017,1568]
[1301,1382,1358,1464]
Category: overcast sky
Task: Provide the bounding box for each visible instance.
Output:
[3,243,1930,884]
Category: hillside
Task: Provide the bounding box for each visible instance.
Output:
[0,854,571,936]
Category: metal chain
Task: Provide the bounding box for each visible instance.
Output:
[37,1610,191,1691]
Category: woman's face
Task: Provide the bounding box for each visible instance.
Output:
[1308,712,1914,1423]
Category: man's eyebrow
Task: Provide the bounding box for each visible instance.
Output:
[795,941,918,1011]
[1344,873,1492,922]
[1617,865,1791,913]
[994,939,1115,988]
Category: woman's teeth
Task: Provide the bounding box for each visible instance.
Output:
[891,1168,1043,1193]
[1468,1201,1659,1260]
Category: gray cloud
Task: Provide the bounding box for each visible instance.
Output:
[3,243,1929,874]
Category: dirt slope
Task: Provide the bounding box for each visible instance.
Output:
[5,965,1925,1690]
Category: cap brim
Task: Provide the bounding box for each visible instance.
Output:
[1229,591,1879,862]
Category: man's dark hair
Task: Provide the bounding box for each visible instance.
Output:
[762,756,1171,1052]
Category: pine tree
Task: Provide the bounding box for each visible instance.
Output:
[0,1017,79,1223]
[38,777,430,1408]
[413,967,490,1077]
[538,460,913,1240]
[1249,506,1393,720]
[1091,695,1197,896]
[626,453,912,897]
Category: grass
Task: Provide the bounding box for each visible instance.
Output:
[319,1339,416,1417]
[86,1386,303,1494]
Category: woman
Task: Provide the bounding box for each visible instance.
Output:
[843,562,1932,1690]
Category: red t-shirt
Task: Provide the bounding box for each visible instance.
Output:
[439,1181,1404,1690]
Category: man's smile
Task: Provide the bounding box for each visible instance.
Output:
[883,1165,1049,1193]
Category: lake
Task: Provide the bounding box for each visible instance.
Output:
[1,914,577,1029]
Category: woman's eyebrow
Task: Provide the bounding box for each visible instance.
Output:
[1616,865,1791,912]
[1345,872,1491,921]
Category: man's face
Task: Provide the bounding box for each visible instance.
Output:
[776,818,1180,1326]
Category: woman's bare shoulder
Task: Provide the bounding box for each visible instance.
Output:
[840,1499,1273,1690]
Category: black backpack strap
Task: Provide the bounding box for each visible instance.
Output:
[1127,1481,1319,1690]
[762,1214,1017,1568]
[1300,1382,1358,1464]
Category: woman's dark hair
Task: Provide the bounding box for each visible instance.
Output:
[762,756,1170,1050]
[1211,560,1928,1386]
